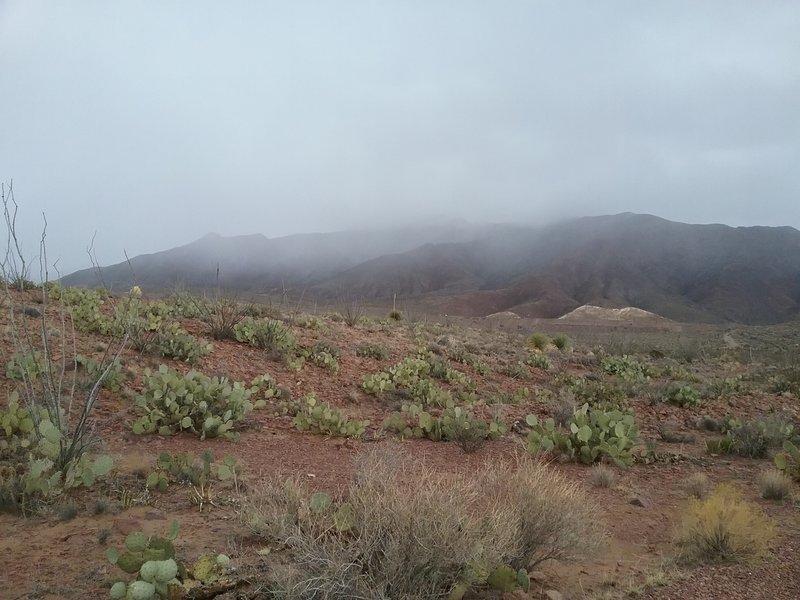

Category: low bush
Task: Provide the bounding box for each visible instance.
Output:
[241,447,605,599]
[589,465,617,488]
[355,343,389,360]
[758,469,791,501]
[673,484,777,564]
[683,473,712,499]
[233,317,295,357]
[525,353,550,370]
[528,333,549,351]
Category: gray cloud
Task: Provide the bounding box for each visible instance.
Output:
[1,0,798,274]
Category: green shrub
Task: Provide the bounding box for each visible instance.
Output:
[132,366,271,440]
[526,403,639,467]
[355,343,389,360]
[551,334,570,351]
[674,484,777,564]
[663,384,702,408]
[503,361,529,380]
[567,376,626,410]
[601,354,650,382]
[166,291,209,319]
[233,317,295,356]
[528,333,548,351]
[202,297,247,340]
[388,310,403,321]
[709,415,794,458]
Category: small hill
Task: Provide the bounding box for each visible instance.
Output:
[558,305,670,323]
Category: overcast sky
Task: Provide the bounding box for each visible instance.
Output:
[1,1,798,275]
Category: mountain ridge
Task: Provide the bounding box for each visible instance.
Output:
[62,214,800,325]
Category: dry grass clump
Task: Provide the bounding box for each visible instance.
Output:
[673,484,777,565]
[589,465,617,488]
[683,472,711,499]
[241,447,605,599]
[757,469,792,501]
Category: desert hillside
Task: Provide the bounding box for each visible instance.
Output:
[63,214,800,325]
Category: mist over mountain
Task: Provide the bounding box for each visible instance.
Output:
[62,214,800,325]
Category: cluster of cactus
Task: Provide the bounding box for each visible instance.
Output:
[233,317,296,356]
[309,350,339,374]
[526,403,639,467]
[294,394,368,438]
[146,450,242,495]
[492,386,532,405]
[5,351,45,381]
[292,313,323,329]
[107,521,183,599]
[108,296,211,364]
[0,401,113,512]
[384,403,505,447]
[662,383,702,408]
[46,283,108,333]
[107,520,232,598]
[132,365,270,440]
[362,354,461,404]
[502,361,530,380]
[407,378,453,407]
[166,291,210,319]
[600,354,651,382]
[362,372,395,395]
[565,376,626,411]
[708,375,747,398]
[525,352,550,370]
[355,343,389,360]
[774,441,800,480]
[75,354,125,391]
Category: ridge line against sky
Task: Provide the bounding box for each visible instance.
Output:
[1,1,798,274]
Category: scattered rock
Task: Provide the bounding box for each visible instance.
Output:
[529,571,547,582]
[629,496,651,509]
[544,590,566,600]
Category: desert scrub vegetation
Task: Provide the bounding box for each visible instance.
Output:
[526,403,639,466]
[293,394,368,438]
[673,484,777,564]
[233,316,296,357]
[588,464,617,488]
[0,192,124,514]
[354,342,389,360]
[705,414,795,458]
[383,403,506,451]
[106,520,232,599]
[528,332,549,351]
[757,468,792,501]
[683,473,712,499]
[131,366,276,440]
[242,448,604,599]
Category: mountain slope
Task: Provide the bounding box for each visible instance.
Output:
[62,214,800,324]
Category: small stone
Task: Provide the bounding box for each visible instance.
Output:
[530,570,547,582]
[544,590,566,600]
[629,496,650,508]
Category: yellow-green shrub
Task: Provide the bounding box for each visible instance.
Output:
[673,484,777,564]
